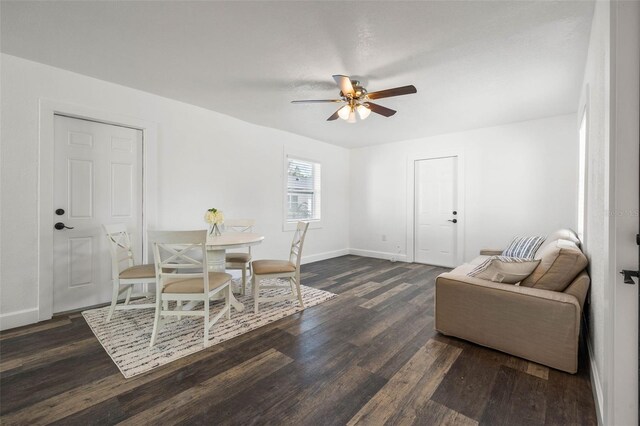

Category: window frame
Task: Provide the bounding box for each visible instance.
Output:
[577,101,588,243]
[283,154,322,231]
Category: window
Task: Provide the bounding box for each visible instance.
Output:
[285,157,321,225]
[577,107,587,241]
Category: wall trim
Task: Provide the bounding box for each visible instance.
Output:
[0,308,40,331]
[587,334,605,425]
[302,249,350,265]
[349,248,409,263]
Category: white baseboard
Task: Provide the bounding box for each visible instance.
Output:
[349,248,408,263]
[302,248,350,265]
[586,335,604,425]
[0,307,40,331]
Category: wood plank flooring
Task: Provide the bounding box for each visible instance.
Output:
[0,255,597,425]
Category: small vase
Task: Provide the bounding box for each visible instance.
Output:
[209,223,222,236]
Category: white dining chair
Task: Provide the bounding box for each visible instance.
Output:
[224,219,256,295]
[103,224,156,322]
[251,221,309,313]
[148,230,232,347]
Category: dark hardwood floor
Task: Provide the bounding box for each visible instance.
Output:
[0,255,597,425]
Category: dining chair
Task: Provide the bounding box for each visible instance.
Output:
[148,230,232,347]
[103,224,156,322]
[251,221,309,314]
[224,219,256,295]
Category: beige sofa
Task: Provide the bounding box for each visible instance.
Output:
[435,229,589,373]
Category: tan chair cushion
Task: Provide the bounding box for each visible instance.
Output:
[163,272,232,294]
[119,264,156,279]
[226,252,251,263]
[521,239,588,292]
[252,260,296,275]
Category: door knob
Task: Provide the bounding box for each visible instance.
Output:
[54,222,74,230]
[448,219,458,224]
[55,208,65,216]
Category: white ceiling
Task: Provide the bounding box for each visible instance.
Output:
[1,1,594,148]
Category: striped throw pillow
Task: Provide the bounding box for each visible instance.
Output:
[501,236,545,260]
[468,256,540,284]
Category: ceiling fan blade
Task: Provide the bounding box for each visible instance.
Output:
[367,85,417,100]
[327,107,342,121]
[332,75,355,97]
[291,99,343,103]
[366,102,397,117]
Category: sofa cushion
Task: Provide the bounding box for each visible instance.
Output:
[468,256,540,284]
[521,239,588,291]
[468,255,490,266]
[448,263,476,276]
[536,229,581,256]
[502,236,545,259]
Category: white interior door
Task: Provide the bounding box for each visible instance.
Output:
[415,157,458,267]
[53,115,143,313]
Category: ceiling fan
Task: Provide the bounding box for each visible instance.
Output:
[291,75,417,123]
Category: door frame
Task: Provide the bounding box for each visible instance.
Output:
[406,150,465,265]
[38,99,158,321]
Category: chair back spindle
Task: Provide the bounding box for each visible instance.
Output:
[103,223,136,280]
[289,221,310,269]
[224,219,256,255]
[148,230,209,293]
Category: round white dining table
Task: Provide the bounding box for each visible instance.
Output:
[206,232,264,312]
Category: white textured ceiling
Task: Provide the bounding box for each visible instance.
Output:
[1,1,594,148]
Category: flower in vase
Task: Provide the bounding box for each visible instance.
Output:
[205,208,224,235]
[204,208,224,225]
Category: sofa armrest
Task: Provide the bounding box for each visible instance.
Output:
[479,248,504,256]
[435,272,581,373]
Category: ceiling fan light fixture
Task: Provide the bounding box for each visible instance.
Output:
[338,104,352,120]
[347,109,357,124]
[292,75,416,122]
[356,104,371,120]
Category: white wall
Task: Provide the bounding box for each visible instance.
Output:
[0,53,350,329]
[350,114,578,262]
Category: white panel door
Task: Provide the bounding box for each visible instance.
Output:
[415,157,458,267]
[53,115,143,313]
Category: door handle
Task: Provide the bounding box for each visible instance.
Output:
[620,269,639,284]
[54,222,74,230]
[448,219,458,224]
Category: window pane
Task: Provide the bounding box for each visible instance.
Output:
[577,109,587,240]
[286,158,320,222]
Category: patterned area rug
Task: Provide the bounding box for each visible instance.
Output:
[82,282,336,378]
